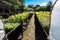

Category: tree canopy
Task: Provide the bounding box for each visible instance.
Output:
[2,0,23,9]
[46,1,52,11]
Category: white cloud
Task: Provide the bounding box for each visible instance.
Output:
[40,3,47,6]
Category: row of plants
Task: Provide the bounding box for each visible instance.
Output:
[36,11,50,34]
[4,12,29,30]
[4,12,29,23]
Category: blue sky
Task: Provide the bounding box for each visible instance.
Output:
[24,0,54,6]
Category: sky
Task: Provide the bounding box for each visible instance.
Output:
[24,0,54,6]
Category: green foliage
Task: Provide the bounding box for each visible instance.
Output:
[34,5,40,11]
[28,5,40,11]
[4,12,29,29]
[36,11,50,28]
[4,0,23,9]
[28,4,34,8]
[5,23,19,29]
[40,6,47,11]
[24,1,52,11]
[46,1,52,11]
[5,12,29,23]
[40,1,52,11]
[36,11,50,34]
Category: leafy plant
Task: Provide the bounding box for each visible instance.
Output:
[4,12,29,30]
[5,23,19,29]
[36,11,50,28]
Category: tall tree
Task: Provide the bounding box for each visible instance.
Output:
[28,5,41,11]
[34,5,40,11]
[40,6,47,11]
[28,4,35,11]
[46,1,52,11]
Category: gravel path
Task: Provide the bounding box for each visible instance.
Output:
[22,14,35,40]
